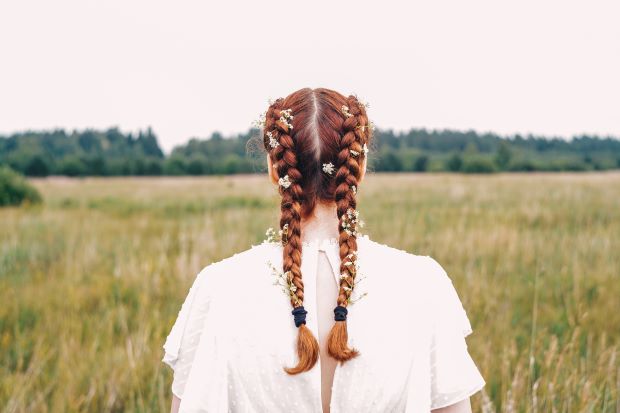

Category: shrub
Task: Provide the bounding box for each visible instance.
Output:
[462,157,497,173]
[57,157,86,176]
[413,155,429,172]
[508,160,537,172]
[446,153,463,172]
[0,166,43,206]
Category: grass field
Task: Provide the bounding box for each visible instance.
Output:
[1,173,619,412]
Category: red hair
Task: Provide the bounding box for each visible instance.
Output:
[261,88,373,374]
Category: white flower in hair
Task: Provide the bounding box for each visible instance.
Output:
[279,108,294,129]
[265,227,278,243]
[351,185,357,194]
[341,105,353,118]
[264,224,288,245]
[279,223,288,239]
[350,149,360,157]
[362,143,369,156]
[322,162,335,175]
[253,112,266,128]
[278,174,292,189]
[358,98,370,108]
[281,108,293,118]
[267,261,301,306]
[349,290,368,305]
[357,121,375,132]
[341,207,364,237]
[267,131,279,148]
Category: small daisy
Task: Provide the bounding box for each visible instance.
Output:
[362,143,369,156]
[265,227,278,243]
[322,162,335,175]
[349,291,368,305]
[358,98,370,108]
[350,149,360,157]
[279,223,289,243]
[265,225,288,245]
[279,108,294,129]
[341,105,353,118]
[253,112,266,129]
[267,131,279,148]
[267,261,301,305]
[278,175,291,189]
[341,207,364,237]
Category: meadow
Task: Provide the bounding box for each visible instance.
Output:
[1,172,619,412]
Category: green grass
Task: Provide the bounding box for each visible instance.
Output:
[1,173,619,412]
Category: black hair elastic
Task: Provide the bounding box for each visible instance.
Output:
[291,306,308,327]
[334,305,348,321]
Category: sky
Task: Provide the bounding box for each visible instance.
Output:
[0,0,619,153]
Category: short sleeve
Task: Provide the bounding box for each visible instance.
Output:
[427,257,486,410]
[162,267,212,399]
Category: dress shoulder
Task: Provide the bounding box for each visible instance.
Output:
[161,241,276,398]
[422,257,486,408]
[423,255,474,338]
[360,238,457,296]
[361,237,485,407]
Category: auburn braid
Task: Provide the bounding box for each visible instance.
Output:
[326,95,370,361]
[263,98,320,374]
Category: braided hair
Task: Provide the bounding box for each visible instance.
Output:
[261,89,373,374]
[328,95,370,361]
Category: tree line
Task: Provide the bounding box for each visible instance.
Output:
[1,126,619,176]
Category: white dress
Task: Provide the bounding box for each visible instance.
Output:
[162,234,486,413]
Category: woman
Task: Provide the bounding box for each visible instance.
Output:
[163,88,485,412]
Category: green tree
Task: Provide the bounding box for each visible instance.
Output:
[413,155,429,172]
[462,157,497,173]
[446,153,463,172]
[187,155,207,175]
[25,156,50,176]
[164,156,187,175]
[144,159,163,175]
[494,141,512,170]
[58,157,86,176]
[377,150,403,172]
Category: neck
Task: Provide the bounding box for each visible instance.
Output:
[300,201,340,243]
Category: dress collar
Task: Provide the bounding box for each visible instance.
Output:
[301,234,370,249]
[301,236,338,249]
[300,234,370,287]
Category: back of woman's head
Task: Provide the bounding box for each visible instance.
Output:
[259,87,374,374]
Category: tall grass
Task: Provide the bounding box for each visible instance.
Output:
[0,173,618,412]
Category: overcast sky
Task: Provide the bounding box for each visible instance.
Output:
[1,0,618,153]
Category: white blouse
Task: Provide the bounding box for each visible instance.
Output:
[162,234,486,413]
